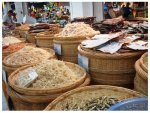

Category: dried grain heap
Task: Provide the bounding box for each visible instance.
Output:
[4,46,52,66]
[15,59,84,89]
[3,36,22,46]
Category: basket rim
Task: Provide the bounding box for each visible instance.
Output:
[139,52,148,73]
[135,60,148,80]
[44,85,145,110]
[8,61,87,95]
[8,74,90,103]
[78,45,145,59]
[35,36,54,40]
[53,33,99,41]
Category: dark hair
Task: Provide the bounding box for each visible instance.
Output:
[8,10,13,14]
[127,2,130,7]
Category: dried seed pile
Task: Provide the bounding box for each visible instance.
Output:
[64,96,119,111]
[55,22,99,37]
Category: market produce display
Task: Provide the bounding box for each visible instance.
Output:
[3,46,53,66]
[15,59,86,89]
[92,16,148,34]
[55,22,99,37]
[2,36,22,47]
[45,85,145,111]
[3,43,26,52]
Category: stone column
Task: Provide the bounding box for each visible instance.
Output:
[15,2,24,23]
[69,2,93,20]
[93,2,104,21]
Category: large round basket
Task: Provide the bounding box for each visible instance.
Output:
[44,85,145,110]
[26,33,37,44]
[8,74,90,110]
[19,30,28,38]
[2,48,55,76]
[8,61,87,95]
[35,33,54,48]
[8,61,90,110]
[78,45,145,88]
[139,52,148,73]
[134,60,148,95]
[53,34,97,64]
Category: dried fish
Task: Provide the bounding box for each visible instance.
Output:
[64,96,119,111]
[127,40,148,50]
[97,41,123,54]
[82,32,123,48]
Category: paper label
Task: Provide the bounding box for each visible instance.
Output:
[54,43,61,55]
[28,69,38,80]
[78,54,89,72]
[17,68,38,87]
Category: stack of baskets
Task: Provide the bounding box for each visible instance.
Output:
[54,35,96,64]
[78,45,145,88]
[26,32,37,44]
[35,32,55,48]
[134,52,148,95]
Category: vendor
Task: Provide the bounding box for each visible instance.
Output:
[105,2,116,19]
[3,10,16,29]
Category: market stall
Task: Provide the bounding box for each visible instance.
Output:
[2,1,148,111]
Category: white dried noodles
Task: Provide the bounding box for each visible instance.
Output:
[5,46,52,66]
[56,22,99,37]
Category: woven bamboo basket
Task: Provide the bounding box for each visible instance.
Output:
[19,30,28,38]
[26,33,37,43]
[139,52,148,73]
[35,33,54,48]
[2,43,35,60]
[53,34,97,64]
[8,61,87,95]
[8,74,90,110]
[2,48,55,76]
[78,45,145,88]
[44,85,145,110]
[12,28,20,35]
[134,60,148,95]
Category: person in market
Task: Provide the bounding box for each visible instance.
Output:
[3,10,16,30]
[123,2,132,18]
[106,2,116,19]
[120,5,125,16]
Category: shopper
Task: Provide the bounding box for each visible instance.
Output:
[120,5,125,16]
[123,3,132,18]
[3,10,16,29]
[107,3,116,19]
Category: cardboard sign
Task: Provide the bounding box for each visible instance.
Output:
[78,54,89,72]
[16,68,38,87]
[54,43,61,55]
